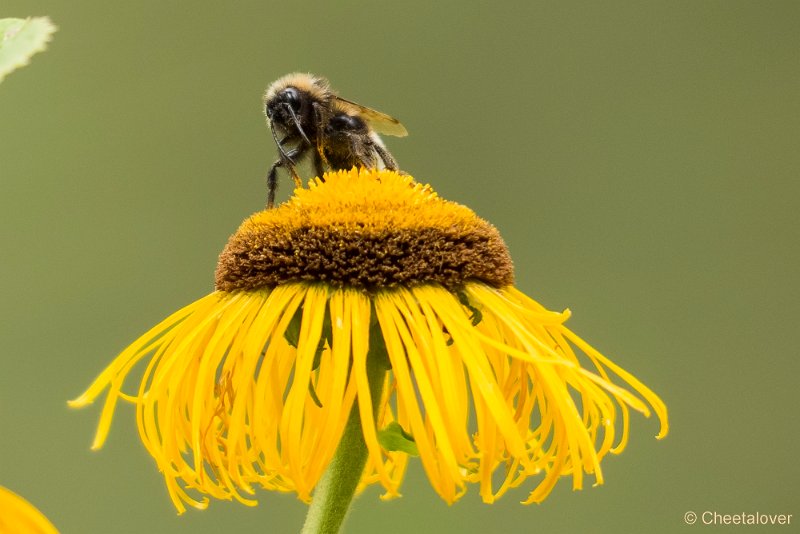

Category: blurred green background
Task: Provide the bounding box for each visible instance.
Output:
[2,1,798,533]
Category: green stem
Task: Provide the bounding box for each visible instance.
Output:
[301,331,387,534]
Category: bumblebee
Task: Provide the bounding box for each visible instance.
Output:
[264,73,407,207]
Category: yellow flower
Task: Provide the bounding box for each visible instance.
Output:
[70,168,667,513]
[0,486,58,534]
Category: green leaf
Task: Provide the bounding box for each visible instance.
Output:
[456,290,483,326]
[0,17,56,84]
[315,304,332,366]
[378,422,419,456]
[443,327,454,346]
[285,301,331,408]
[284,305,303,348]
[285,301,331,363]
[308,381,323,408]
[368,309,392,370]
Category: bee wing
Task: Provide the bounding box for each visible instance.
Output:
[333,96,408,137]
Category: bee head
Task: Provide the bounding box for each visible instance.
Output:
[266,87,300,118]
[265,86,317,147]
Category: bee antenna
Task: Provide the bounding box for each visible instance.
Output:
[285,103,312,146]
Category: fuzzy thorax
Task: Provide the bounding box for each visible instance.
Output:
[215,169,514,293]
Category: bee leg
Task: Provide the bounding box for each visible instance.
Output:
[373,143,399,171]
[312,150,326,181]
[312,101,331,168]
[286,159,303,190]
[348,134,379,171]
[266,157,282,209]
[266,146,304,209]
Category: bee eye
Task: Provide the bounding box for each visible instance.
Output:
[329,114,363,131]
[280,87,302,111]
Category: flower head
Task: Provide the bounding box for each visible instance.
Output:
[71,169,667,513]
[0,486,58,533]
